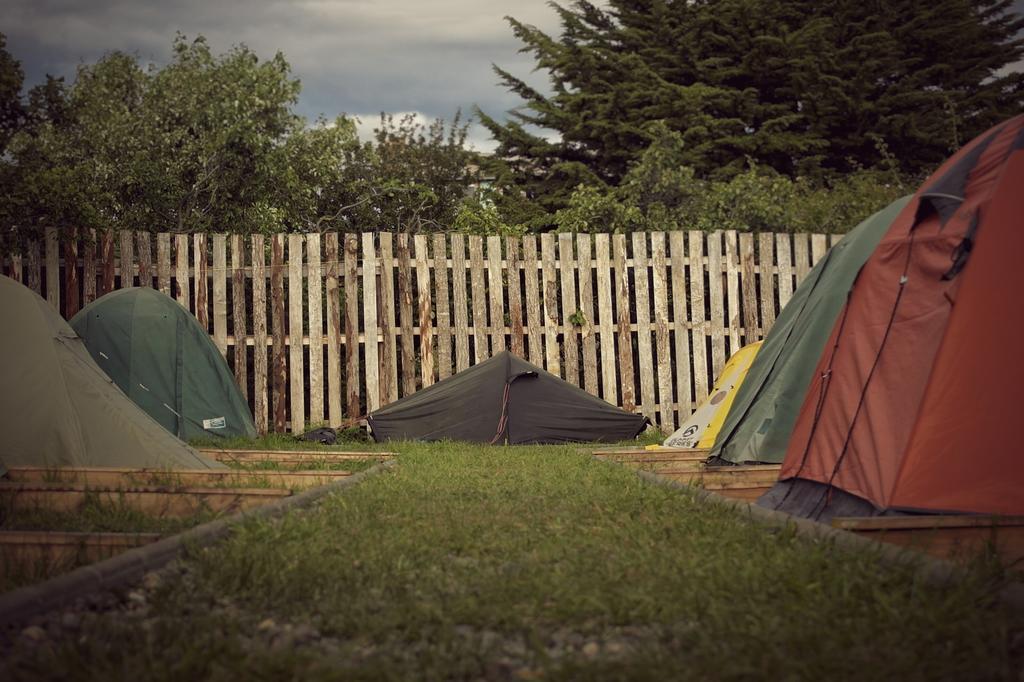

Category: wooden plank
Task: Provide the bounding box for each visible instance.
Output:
[324,233,343,425]
[576,234,599,396]
[706,231,726,377]
[377,233,399,405]
[193,233,208,328]
[27,239,42,295]
[594,234,617,405]
[505,236,525,358]
[82,229,96,305]
[631,232,655,420]
[656,465,780,498]
[344,234,361,416]
[201,448,393,462]
[450,234,471,373]
[396,234,416,396]
[136,231,152,287]
[271,235,287,433]
[212,234,228,358]
[174,233,189,306]
[522,235,543,366]
[596,456,709,469]
[724,230,742,352]
[708,487,772,502]
[811,233,829,266]
[156,233,171,295]
[433,233,452,380]
[739,232,759,341]
[669,232,692,419]
[851,526,1024,565]
[776,232,794,311]
[468,236,489,362]
[414,234,434,388]
[307,233,324,423]
[288,234,306,431]
[0,482,290,517]
[63,229,79,318]
[540,233,561,376]
[593,447,708,460]
[618,458,705,473]
[486,236,505,354]
[558,233,579,385]
[650,233,674,431]
[0,531,162,570]
[688,231,709,403]
[832,516,1024,565]
[363,233,381,408]
[613,234,635,411]
[231,234,248,398]
[251,234,269,434]
[45,227,60,312]
[793,232,811,284]
[696,464,781,487]
[758,232,776,334]
[834,515,1024,531]
[4,466,352,490]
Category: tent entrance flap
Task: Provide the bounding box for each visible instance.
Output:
[490,371,540,444]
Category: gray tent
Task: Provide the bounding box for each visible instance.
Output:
[709,196,911,464]
[368,351,649,443]
[0,276,223,471]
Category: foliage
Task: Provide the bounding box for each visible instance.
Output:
[480,0,1024,220]
[452,194,527,236]
[552,124,911,234]
[0,34,24,154]
[1,35,304,239]
[340,112,475,232]
[0,35,478,241]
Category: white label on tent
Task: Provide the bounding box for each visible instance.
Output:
[203,417,227,430]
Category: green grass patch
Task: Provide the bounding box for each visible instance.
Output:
[3,441,1020,679]
[0,495,216,593]
[0,494,214,535]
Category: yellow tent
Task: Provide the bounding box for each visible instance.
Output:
[664,341,762,449]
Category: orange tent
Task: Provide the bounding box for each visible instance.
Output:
[764,115,1024,519]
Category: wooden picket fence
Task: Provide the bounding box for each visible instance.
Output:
[2,228,840,434]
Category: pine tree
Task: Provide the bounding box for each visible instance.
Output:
[479,0,1024,222]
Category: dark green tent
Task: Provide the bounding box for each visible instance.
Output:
[368,351,648,443]
[70,288,257,442]
[0,276,222,471]
[709,196,911,464]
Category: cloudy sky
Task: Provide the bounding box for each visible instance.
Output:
[6,1,1024,152]
[4,0,570,151]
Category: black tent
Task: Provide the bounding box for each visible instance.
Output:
[368,351,648,444]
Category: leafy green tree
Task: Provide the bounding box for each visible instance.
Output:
[128,35,303,233]
[481,0,1024,223]
[2,29,480,238]
[3,35,306,238]
[0,34,24,154]
[352,112,473,232]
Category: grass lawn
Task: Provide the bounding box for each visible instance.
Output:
[2,441,1021,680]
